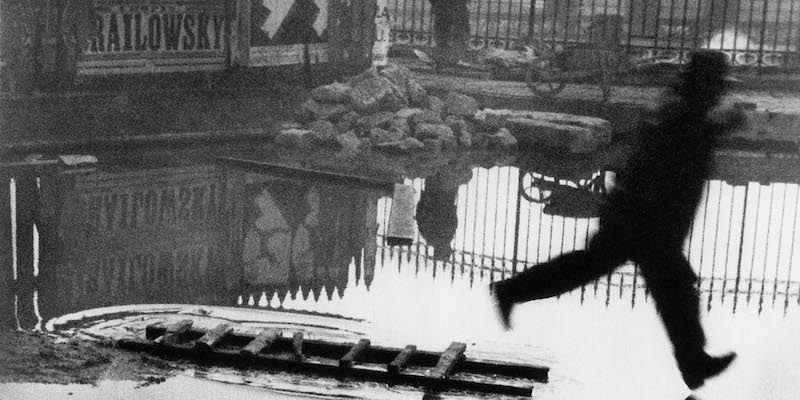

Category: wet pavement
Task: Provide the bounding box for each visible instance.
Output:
[2,145,800,399]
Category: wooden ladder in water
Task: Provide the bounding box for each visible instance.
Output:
[116,320,549,397]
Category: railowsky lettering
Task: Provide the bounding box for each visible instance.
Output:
[88,9,226,53]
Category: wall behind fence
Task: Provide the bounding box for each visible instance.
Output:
[387,0,800,68]
[0,0,377,92]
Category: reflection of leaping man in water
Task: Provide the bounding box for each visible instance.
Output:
[491,51,743,390]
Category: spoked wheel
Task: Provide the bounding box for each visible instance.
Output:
[519,173,556,204]
[525,66,566,99]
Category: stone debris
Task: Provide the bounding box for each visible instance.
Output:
[306,120,337,144]
[276,63,611,155]
[475,109,611,153]
[335,131,362,156]
[488,128,518,150]
[275,129,314,149]
[444,92,480,117]
[370,127,405,144]
[375,137,425,153]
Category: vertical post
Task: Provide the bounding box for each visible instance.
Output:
[34,173,71,324]
[0,176,14,330]
[232,0,251,67]
[14,173,38,330]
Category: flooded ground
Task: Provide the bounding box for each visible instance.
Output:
[2,144,800,399]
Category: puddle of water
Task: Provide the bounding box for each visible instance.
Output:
[3,151,800,399]
[0,375,328,400]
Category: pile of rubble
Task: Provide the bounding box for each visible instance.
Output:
[275,63,611,155]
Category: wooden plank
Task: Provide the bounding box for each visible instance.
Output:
[194,323,233,351]
[215,157,397,189]
[240,329,281,357]
[387,345,417,375]
[292,332,304,361]
[339,338,371,368]
[153,320,193,345]
[142,325,548,381]
[386,184,416,246]
[429,342,467,380]
[115,337,534,397]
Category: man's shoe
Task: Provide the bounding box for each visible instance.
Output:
[680,351,737,390]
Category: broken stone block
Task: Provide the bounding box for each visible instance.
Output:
[310,82,351,103]
[394,107,425,120]
[296,99,352,123]
[306,120,338,145]
[379,63,414,89]
[444,116,472,138]
[423,138,442,153]
[370,127,404,144]
[472,132,490,149]
[488,128,518,150]
[507,118,604,153]
[440,134,459,151]
[408,81,428,107]
[375,137,425,153]
[414,123,454,140]
[408,110,444,129]
[444,92,479,117]
[336,131,362,154]
[388,118,411,136]
[348,74,396,113]
[426,95,444,115]
[473,112,508,132]
[458,133,473,148]
[335,111,360,133]
[356,111,395,130]
[476,109,611,153]
[275,129,314,149]
[378,93,408,112]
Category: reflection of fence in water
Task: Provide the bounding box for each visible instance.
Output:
[388,0,800,68]
[376,166,800,312]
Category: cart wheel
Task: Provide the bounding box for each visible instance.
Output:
[525,66,566,99]
[519,173,554,204]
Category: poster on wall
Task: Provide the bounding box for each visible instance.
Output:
[78,0,228,75]
[248,0,329,67]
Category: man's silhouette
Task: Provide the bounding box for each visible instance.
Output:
[490,51,739,390]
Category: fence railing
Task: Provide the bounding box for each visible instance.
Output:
[388,0,800,69]
[374,167,800,313]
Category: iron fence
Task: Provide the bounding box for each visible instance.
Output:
[388,0,800,68]
[374,167,800,314]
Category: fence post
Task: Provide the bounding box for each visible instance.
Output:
[0,177,14,330]
[231,0,251,67]
[14,173,38,329]
[328,0,376,74]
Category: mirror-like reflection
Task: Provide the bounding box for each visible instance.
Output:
[2,151,800,399]
[2,155,800,329]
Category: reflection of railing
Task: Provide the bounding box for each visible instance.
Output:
[0,162,61,330]
[388,0,800,69]
[378,166,800,313]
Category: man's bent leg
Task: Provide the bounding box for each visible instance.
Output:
[490,229,626,328]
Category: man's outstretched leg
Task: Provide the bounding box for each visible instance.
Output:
[490,229,626,329]
[638,252,736,389]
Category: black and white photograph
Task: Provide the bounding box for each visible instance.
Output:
[1,1,799,399]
